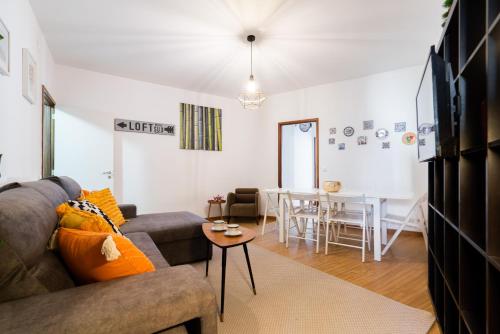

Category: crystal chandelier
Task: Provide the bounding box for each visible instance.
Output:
[238,35,266,109]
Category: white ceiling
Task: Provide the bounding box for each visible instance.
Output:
[30,0,443,98]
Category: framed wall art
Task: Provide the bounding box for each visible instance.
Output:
[22,49,37,104]
[179,103,222,151]
[0,18,10,76]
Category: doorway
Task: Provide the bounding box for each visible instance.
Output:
[278,118,319,188]
[41,86,55,178]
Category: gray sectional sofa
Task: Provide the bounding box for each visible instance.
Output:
[0,176,217,334]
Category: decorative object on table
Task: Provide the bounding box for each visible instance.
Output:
[394,122,407,132]
[363,120,374,130]
[114,119,174,136]
[357,136,368,145]
[212,194,224,202]
[180,103,222,151]
[225,224,242,237]
[22,48,37,104]
[382,142,391,149]
[299,122,312,132]
[0,18,10,76]
[343,126,355,137]
[225,188,259,225]
[207,198,226,221]
[323,181,342,193]
[402,131,417,145]
[329,127,336,135]
[375,128,389,140]
[338,143,346,150]
[202,223,256,322]
[329,138,335,145]
[238,35,266,109]
[211,220,227,232]
[442,0,452,27]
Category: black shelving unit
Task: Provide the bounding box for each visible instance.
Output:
[427,1,500,333]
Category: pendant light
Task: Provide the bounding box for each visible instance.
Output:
[238,35,266,109]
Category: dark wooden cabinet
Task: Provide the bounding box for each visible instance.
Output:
[428,1,500,333]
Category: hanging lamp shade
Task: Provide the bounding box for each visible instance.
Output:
[238,35,266,109]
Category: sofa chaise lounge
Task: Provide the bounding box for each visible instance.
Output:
[0,176,217,334]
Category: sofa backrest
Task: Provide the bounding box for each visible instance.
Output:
[0,179,76,302]
[44,176,82,200]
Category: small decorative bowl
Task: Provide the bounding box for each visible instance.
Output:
[323,181,341,193]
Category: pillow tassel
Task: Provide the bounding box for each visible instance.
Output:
[101,235,121,261]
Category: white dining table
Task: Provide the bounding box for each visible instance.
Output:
[264,188,414,262]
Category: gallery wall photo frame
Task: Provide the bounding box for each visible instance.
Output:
[22,48,37,104]
[0,17,10,76]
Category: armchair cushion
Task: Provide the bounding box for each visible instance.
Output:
[230,203,257,217]
[235,193,257,203]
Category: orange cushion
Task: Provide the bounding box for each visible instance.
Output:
[81,188,126,226]
[56,202,121,234]
[58,228,155,283]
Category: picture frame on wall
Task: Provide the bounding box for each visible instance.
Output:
[0,18,10,76]
[22,48,37,104]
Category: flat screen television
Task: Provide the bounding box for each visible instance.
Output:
[416,46,457,162]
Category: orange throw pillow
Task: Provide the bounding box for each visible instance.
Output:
[81,188,126,226]
[58,228,155,283]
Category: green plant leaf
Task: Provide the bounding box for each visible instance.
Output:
[0,34,3,41]
[443,0,453,8]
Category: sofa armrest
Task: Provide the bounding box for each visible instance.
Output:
[119,204,137,219]
[0,265,217,334]
[224,192,236,216]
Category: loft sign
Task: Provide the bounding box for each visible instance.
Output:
[114,119,175,136]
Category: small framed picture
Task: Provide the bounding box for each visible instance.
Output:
[338,143,346,150]
[329,127,336,135]
[394,122,406,132]
[329,138,335,145]
[363,120,374,130]
[0,18,10,76]
[22,48,37,104]
[357,136,367,145]
[382,142,391,149]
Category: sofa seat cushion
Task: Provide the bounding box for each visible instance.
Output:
[120,211,207,244]
[229,203,256,217]
[126,232,170,269]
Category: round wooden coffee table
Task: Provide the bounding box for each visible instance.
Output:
[202,223,256,322]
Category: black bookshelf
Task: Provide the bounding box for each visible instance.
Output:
[428,1,500,333]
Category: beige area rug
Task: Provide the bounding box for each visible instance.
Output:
[192,244,434,334]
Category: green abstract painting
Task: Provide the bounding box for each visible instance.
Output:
[179,103,222,151]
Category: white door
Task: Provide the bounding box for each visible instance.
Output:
[54,108,114,191]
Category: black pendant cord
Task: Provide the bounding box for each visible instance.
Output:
[250,41,253,78]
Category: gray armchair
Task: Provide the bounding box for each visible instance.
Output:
[225,188,259,225]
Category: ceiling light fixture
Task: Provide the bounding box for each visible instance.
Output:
[238,35,266,109]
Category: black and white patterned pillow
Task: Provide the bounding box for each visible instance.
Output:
[67,200,123,236]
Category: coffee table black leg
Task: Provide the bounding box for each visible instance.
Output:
[205,240,210,277]
[220,248,227,322]
[243,244,256,295]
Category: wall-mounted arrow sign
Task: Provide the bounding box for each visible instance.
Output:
[114,119,175,136]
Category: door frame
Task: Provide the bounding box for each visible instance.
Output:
[41,85,56,178]
[278,118,319,188]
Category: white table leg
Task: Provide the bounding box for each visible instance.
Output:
[381,199,388,245]
[279,194,285,243]
[372,199,381,261]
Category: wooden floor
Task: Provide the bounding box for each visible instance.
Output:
[232,217,440,334]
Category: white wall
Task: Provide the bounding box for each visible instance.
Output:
[258,66,428,215]
[0,0,55,184]
[53,65,261,217]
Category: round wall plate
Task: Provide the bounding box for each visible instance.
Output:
[299,122,312,132]
[402,132,417,145]
[343,126,355,137]
[375,128,389,140]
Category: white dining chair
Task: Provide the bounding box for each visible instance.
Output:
[381,194,428,256]
[285,191,324,253]
[324,193,370,262]
[261,191,281,235]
